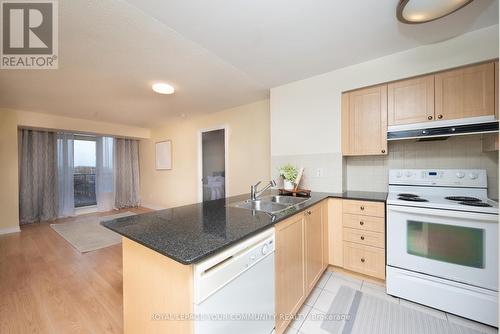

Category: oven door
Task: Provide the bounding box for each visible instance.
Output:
[387,205,498,291]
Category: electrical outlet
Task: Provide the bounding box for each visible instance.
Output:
[316,168,325,177]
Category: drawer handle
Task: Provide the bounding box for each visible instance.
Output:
[360,258,365,263]
[359,221,364,226]
[305,210,312,216]
[360,236,365,240]
[360,206,365,211]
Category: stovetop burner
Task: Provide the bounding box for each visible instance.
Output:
[397,197,429,202]
[398,193,419,198]
[458,201,492,207]
[445,196,481,202]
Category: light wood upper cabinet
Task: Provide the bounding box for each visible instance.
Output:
[275,214,306,334]
[388,75,434,125]
[435,62,495,121]
[342,85,388,156]
[304,204,324,292]
[495,61,498,120]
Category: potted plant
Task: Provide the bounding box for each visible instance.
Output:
[279,164,298,190]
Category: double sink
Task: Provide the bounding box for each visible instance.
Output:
[228,195,310,214]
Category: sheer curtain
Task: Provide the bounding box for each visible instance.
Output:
[114,138,140,208]
[57,133,75,217]
[19,129,59,224]
[96,136,115,211]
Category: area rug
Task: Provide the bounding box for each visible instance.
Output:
[50,211,136,253]
[319,285,486,334]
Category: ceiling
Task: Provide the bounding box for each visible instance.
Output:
[0,0,497,127]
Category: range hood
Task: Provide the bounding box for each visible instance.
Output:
[387,116,499,141]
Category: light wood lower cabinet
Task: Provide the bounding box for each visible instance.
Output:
[343,242,385,280]
[275,213,305,334]
[305,204,325,291]
[326,199,386,280]
[275,201,327,334]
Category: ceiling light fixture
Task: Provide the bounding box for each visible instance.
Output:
[396,0,474,24]
[152,82,175,94]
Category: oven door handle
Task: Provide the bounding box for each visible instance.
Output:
[387,205,498,222]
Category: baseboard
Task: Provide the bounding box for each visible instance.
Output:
[141,203,167,211]
[0,226,21,235]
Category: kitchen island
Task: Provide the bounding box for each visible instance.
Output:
[103,190,386,333]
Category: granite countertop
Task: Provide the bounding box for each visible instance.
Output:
[102,190,387,265]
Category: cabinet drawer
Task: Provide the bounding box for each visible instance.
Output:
[343,200,384,217]
[343,227,384,249]
[343,214,384,233]
[343,242,385,280]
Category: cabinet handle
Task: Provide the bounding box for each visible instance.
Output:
[305,210,312,216]
[381,149,386,154]
[427,116,433,120]
[360,236,365,240]
[361,258,365,263]
[437,114,443,119]
[360,206,365,211]
[359,221,364,226]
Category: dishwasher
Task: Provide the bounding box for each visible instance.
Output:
[193,228,275,334]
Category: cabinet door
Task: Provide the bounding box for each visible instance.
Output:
[388,75,434,125]
[435,62,495,121]
[495,61,498,120]
[343,242,385,280]
[343,85,388,156]
[275,214,305,334]
[328,199,343,267]
[304,204,324,292]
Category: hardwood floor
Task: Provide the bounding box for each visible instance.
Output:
[0,208,151,334]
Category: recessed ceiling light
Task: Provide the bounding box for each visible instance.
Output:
[397,0,474,24]
[152,82,175,94]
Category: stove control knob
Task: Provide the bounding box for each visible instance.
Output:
[395,171,402,178]
[469,173,478,180]
[405,171,413,178]
[456,172,465,179]
[261,244,269,255]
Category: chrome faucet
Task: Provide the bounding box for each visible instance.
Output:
[251,180,277,200]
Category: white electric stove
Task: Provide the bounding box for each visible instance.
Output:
[386,169,499,327]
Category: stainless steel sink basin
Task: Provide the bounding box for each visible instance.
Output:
[228,195,309,214]
[229,200,287,213]
[260,195,309,205]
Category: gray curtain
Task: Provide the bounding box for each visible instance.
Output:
[114,138,140,208]
[19,129,59,224]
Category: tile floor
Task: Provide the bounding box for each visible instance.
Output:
[284,270,498,334]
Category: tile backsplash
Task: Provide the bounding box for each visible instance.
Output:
[346,135,499,199]
[272,135,498,199]
[271,153,344,193]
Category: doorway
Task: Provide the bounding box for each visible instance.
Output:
[199,128,227,202]
[73,135,97,208]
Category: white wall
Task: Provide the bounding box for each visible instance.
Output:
[140,100,270,209]
[271,25,499,156]
[270,25,499,194]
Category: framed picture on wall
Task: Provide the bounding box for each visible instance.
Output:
[155,140,172,170]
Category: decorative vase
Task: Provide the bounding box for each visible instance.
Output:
[283,179,294,190]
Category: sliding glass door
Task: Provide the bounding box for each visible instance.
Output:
[73,136,97,208]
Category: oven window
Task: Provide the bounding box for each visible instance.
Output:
[407,220,484,268]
